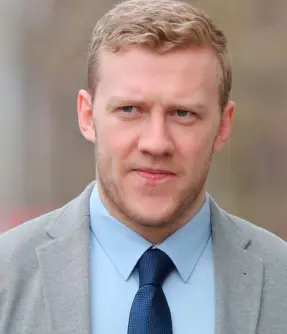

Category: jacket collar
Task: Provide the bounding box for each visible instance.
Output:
[38,183,263,334]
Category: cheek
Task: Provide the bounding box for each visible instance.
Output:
[176,125,216,161]
[96,118,137,161]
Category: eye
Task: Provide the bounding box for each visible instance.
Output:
[120,106,137,113]
[170,109,198,125]
[172,109,196,118]
[116,105,142,120]
[175,109,190,117]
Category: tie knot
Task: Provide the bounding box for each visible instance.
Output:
[138,249,174,287]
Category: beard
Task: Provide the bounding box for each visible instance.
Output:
[94,142,213,230]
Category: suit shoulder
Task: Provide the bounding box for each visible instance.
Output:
[0,206,64,263]
[227,211,287,263]
[0,183,93,263]
[0,206,71,301]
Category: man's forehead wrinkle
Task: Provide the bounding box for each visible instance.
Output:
[105,76,208,100]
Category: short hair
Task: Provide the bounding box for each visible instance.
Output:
[87,0,232,110]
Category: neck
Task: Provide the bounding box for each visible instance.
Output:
[132,191,207,244]
[97,182,206,244]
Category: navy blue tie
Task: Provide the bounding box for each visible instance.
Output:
[128,249,174,334]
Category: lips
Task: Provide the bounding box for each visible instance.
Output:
[136,168,175,175]
[132,168,176,183]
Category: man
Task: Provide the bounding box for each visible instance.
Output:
[1,0,287,333]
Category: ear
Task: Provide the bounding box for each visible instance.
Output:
[77,89,96,143]
[213,101,235,152]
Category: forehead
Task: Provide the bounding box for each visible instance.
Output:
[96,45,220,104]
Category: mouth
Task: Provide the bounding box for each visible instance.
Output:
[132,168,176,183]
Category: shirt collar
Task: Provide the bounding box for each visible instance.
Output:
[156,196,211,282]
[90,184,151,280]
[90,184,211,282]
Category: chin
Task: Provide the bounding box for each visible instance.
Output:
[129,201,176,226]
[132,213,172,228]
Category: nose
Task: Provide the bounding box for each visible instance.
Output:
[138,114,174,157]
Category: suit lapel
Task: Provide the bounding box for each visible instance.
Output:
[34,183,264,333]
[36,183,94,334]
[210,199,264,334]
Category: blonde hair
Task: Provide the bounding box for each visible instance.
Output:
[88,0,232,109]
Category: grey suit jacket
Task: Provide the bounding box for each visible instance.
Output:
[1,183,287,334]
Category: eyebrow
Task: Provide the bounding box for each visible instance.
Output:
[106,96,150,111]
[169,102,208,114]
[106,96,208,114]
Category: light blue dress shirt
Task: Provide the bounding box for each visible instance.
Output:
[90,184,215,334]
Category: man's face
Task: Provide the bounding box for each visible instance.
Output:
[78,45,234,233]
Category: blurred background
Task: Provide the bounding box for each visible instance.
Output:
[0,0,286,239]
